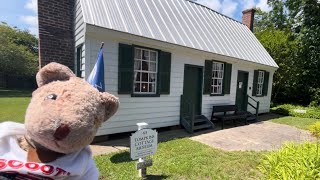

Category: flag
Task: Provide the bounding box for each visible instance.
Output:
[87,44,105,92]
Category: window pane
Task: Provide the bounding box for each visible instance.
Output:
[141,83,148,92]
[141,73,148,82]
[142,50,149,60]
[134,83,140,92]
[150,51,156,61]
[149,83,156,92]
[214,79,218,85]
[134,72,141,81]
[218,79,222,85]
[134,60,141,70]
[149,73,156,82]
[218,72,223,78]
[142,61,148,71]
[150,62,156,72]
[135,49,141,59]
[213,86,217,93]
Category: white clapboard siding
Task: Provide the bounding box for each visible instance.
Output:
[74,0,86,77]
[84,32,275,135]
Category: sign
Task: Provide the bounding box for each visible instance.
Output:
[130,128,158,160]
[136,159,153,170]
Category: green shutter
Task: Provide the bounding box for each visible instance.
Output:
[252,70,259,96]
[76,45,82,77]
[263,71,269,96]
[158,51,171,94]
[203,60,213,94]
[223,63,232,94]
[118,43,133,94]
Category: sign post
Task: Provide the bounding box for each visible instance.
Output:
[130,122,158,178]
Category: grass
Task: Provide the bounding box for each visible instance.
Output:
[271,116,320,130]
[271,104,320,119]
[0,89,32,123]
[95,138,265,180]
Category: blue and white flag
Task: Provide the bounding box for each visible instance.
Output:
[87,45,105,92]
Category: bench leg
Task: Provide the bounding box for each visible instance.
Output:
[244,118,248,125]
[222,120,224,129]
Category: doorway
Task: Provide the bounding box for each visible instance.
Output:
[236,71,249,111]
[182,65,203,116]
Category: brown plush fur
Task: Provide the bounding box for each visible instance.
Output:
[24,62,119,156]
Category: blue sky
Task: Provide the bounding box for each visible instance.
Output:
[0,0,270,37]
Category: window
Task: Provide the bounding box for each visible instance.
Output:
[211,62,224,94]
[133,47,158,94]
[256,71,264,96]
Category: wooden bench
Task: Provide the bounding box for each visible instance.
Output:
[210,105,247,129]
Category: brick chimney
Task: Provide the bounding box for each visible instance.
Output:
[242,8,256,31]
[38,0,75,70]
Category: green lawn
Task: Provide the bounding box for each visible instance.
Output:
[271,116,320,130]
[95,138,265,180]
[0,89,32,123]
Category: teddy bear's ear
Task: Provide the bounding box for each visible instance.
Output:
[100,92,119,122]
[36,62,76,87]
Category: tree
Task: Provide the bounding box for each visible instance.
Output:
[255,0,320,105]
[255,28,299,103]
[0,23,38,76]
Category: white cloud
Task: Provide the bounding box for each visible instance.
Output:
[240,0,255,10]
[21,0,38,36]
[256,0,271,12]
[20,15,38,27]
[197,0,222,11]
[197,0,238,18]
[221,0,238,17]
[25,0,38,13]
[28,27,38,36]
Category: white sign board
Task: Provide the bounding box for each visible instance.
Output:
[130,129,158,160]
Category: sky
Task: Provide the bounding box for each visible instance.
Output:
[0,0,271,37]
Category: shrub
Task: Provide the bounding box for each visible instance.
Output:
[259,142,320,179]
[310,88,320,107]
[271,104,320,119]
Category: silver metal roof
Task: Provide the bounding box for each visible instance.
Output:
[80,0,278,68]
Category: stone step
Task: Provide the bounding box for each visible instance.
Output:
[193,123,212,131]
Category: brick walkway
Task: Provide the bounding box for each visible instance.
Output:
[90,114,315,156]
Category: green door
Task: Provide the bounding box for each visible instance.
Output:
[182,65,203,115]
[236,71,249,111]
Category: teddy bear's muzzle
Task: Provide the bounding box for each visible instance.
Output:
[53,123,70,140]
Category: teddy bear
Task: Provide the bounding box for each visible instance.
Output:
[0,62,119,179]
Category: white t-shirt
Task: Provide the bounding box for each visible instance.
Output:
[0,122,99,180]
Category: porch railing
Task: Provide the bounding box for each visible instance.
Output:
[247,94,260,119]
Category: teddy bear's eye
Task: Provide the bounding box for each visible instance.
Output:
[46,94,57,100]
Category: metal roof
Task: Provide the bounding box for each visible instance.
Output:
[80,0,278,68]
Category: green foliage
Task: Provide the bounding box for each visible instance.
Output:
[95,138,265,180]
[259,142,320,179]
[0,23,38,76]
[255,0,320,105]
[271,104,320,119]
[309,122,320,139]
[310,88,320,107]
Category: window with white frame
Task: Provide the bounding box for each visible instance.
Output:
[212,62,224,94]
[133,47,158,94]
[256,71,264,96]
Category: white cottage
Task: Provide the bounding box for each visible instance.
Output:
[38,0,278,135]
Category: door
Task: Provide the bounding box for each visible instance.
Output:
[182,65,203,116]
[236,71,249,111]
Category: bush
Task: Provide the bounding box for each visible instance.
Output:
[310,88,320,107]
[259,142,320,179]
[271,104,320,119]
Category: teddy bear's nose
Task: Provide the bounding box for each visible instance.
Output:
[53,123,70,140]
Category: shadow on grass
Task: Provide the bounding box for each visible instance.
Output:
[0,89,32,97]
[110,151,133,164]
[145,175,169,180]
